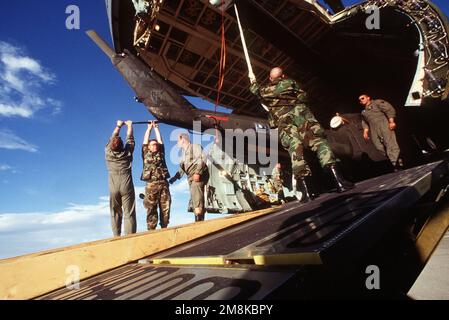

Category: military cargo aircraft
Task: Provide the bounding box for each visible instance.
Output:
[88,0,449,214]
[1,1,449,301]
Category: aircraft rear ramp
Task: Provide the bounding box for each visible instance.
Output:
[33,160,449,300]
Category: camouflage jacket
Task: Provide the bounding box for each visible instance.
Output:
[141,144,170,182]
[250,78,308,128]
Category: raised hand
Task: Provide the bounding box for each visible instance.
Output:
[248,72,256,83]
[363,131,370,140]
[193,173,201,182]
[389,122,396,130]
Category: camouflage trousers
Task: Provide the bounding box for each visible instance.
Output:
[143,180,171,230]
[277,105,336,177]
[273,178,284,190]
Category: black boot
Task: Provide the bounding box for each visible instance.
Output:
[394,158,404,172]
[327,164,354,193]
[297,176,315,203]
[304,175,319,199]
[195,213,205,222]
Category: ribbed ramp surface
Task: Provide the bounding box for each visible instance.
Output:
[149,161,447,265]
[38,161,449,300]
[37,264,295,300]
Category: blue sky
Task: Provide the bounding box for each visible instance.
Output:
[0,0,232,259]
[0,0,448,259]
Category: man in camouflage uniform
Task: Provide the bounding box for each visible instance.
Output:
[105,120,137,236]
[250,67,353,201]
[141,121,171,230]
[359,94,403,170]
[271,163,285,202]
[169,133,209,222]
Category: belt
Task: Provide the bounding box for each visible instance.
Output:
[147,180,168,185]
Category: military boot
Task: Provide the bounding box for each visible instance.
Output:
[393,158,404,172]
[195,213,205,222]
[327,164,354,193]
[296,176,316,203]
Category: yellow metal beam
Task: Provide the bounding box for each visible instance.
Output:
[151,256,227,265]
[253,252,322,265]
[0,207,275,300]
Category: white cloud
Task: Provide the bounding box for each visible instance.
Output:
[0,129,37,152]
[0,199,110,234]
[0,41,61,118]
[0,187,198,259]
[171,179,189,195]
[1,54,54,83]
[0,164,18,174]
[0,164,12,171]
[0,196,112,259]
[0,103,32,117]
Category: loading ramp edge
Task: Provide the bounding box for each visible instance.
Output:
[6,160,449,300]
[0,206,277,300]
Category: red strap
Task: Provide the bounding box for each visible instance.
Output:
[206,115,229,122]
[213,0,227,142]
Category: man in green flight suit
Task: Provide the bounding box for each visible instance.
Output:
[250,67,354,202]
[169,133,209,222]
[105,120,137,236]
[359,94,403,170]
[141,120,171,230]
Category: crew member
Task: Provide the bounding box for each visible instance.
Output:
[141,121,171,230]
[250,67,354,202]
[169,133,209,221]
[105,120,137,236]
[359,94,402,170]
